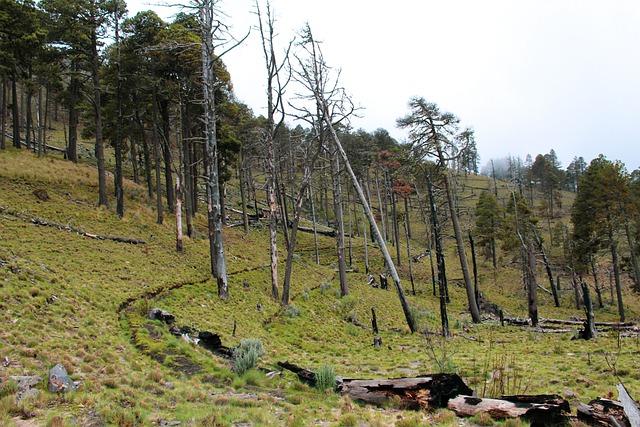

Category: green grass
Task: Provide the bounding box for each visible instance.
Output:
[1,145,639,426]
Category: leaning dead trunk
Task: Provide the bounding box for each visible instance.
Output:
[438,150,481,323]
[323,114,415,332]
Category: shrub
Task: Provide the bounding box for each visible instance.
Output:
[284,305,300,318]
[314,364,336,392]
[233,339,265,375]
[336,295,357,320]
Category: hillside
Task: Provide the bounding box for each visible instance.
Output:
[1,146,639,426]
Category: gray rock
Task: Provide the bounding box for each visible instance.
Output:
[9,375,42,402]
[48,364,75,393]
[148,308,175,324]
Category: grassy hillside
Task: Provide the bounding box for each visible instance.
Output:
[1,147,639,426]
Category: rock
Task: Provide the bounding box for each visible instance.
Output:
[159,421,181,427]
[563,388,577,399]
[148,308,175,324]
[48,364,75,393]
[9,375,42,402]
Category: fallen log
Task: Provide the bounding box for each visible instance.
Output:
[339,373,472,410]
[448,394,570,426]
[277,361,317,387]
[617,384,640,427]
[0,206,146,244]
[296,224,336,237]
[577,398,630,427]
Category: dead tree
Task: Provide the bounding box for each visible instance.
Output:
[198,0,246,299]
[297,25,415,332]
[397,100,481,323]
[256,0,290,301]
[428,176,449,337]
[534,229,560,307]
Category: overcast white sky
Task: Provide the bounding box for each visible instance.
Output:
[128,0,640,170]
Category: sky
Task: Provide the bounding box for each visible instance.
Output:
[127,0,640,170]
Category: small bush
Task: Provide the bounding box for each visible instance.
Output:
[233,339,265,375]
[314,364,336,392]
[284,305,300,318]
[336,295,357,320]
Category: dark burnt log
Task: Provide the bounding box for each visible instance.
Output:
[412,250,429,263]
[448,394,570,426]
[339,373,472,410]
[577,398,630,427]
[277,361,317,387]
[198,331,233,358]
[379,274,388,290]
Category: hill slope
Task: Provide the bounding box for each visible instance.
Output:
[1,148,639,426]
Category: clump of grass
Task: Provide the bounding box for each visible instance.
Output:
[470,412,494,426]
[284,305,300,318]
[336,295,357,320]
[233,339,265,375]
[314,364,336,392]
[0,380,18,399]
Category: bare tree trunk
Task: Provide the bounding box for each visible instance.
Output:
[324,117,415,332]
[580,278,596,339]
[374,169,387,242]
[331,147,349,296]
[469,232,479,303]
[282,148,319,305]
[201,1,228,299]
[535,231,560,307]
[609,224,624,322]
[266,143,279,300]
[347,182,353,266]
[152,90,163,225]
[114,6,124,218]
[36,86,43,157]
[130,137,139,184]
[391,187,401,265]
[91,28,108,208]
[623,218,640,292]
[175,175,184,252]
[0,78,5,150]
[309,184,320,265]
[160,101,174,213]
[428,177,448,337]
[11,77,20,148]
[136,110,153,199]
[440,159,481,323]
[239,149,249,233]
[25,81,32,150]
[526,241,539,326]
[405,198,415,295]
[362,206,369,274]
[590,257,604,308]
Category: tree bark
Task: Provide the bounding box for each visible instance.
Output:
[175,174,184,252]
[309,184,320,265]
[152,89,163,225]
[609,224,625,322]
[590,257,604,309]
[0,78,5,149]
[405,198,415,295]
[114,6,124,218]
[201,3,229,299]
[535,231,560,307]
[11,77,20,148]
[526,241,539,326]
[438,151,481,323]
[331,146,349,297]
[324,116,415,332]
[91,28,108,208]
[428,176,449,337]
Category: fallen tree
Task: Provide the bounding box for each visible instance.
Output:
[448,394,570,425]
[0,206,146,244]
[577,398,630,427]
[339,374,472,410]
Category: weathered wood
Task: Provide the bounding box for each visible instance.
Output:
[448,394,570,426]
[340,374,472,410]
[577,398,631,427]
[0,206,146,244]
[617,384,640,427]
[277,361,317,386]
